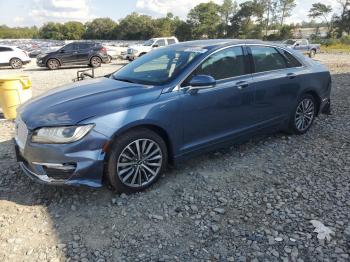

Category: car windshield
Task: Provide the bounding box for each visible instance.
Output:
[283,40,296,45]
[112,47,207,85]
[143,40,155,46]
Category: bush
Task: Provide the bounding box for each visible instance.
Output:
[340,35,350,45]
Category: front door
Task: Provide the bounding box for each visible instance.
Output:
[58,43,77,64]
[179,46,256,153]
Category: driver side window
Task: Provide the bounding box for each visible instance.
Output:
[193,46,246,81]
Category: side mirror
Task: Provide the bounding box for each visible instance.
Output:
[295,43,300,47]
[188,75,216,93]
[152,44,159,48]
[59,49,65,53]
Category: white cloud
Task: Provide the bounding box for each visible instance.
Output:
[136,0,223,18]
[286,0,342,24]
[30,0,94,24]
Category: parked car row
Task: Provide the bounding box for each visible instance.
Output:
[0,37,320,70]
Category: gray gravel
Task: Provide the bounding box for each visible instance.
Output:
[0,53,349,261]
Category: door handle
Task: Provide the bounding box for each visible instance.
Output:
[287,73,297,79]
[235,81,249,90]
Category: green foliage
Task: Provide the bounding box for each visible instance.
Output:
[187,2,221,39]
[0,25,38,39]
[116,13,155,40]
[84,18,118,40]
[61,22,85,40]
[39,22,64,40]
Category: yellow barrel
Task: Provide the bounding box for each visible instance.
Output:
[0,75,32,119]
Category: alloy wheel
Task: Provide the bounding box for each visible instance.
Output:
[295,98,315,132]
[117,139,163,188]
[48,59,59,70]
[11,58,22,69]
[91,57,101,67]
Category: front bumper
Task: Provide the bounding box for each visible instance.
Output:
[14,128,109,188]
[36,60,46,67]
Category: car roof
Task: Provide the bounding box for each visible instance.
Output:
[0,45,17,48]
[171,39,275,50]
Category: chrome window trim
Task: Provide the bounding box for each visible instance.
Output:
[173,43,306,92]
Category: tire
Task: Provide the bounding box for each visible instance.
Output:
[288,94,316,135]
[139,52,146,57]
[309,49,316,58]
[47,59,60,70]
[10,58,23,69]
[106,128,168,193]
[90,56,102,68]
[107,55,112,63]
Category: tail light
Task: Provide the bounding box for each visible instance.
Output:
[22,50,28,56]
[100,47,107,54]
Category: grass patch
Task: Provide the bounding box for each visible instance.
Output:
[322,43,350,52]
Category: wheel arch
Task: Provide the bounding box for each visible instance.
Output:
[300,89,321,116]
[46,57,61,66]
[9,57,22,63]
[102,123,174,186]
[107,123,174,164]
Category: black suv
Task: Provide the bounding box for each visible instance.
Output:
[37,42,109,70]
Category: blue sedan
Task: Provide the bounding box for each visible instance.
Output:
[15,40,332,193]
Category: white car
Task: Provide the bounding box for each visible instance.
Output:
[126,37,179,61]
[0,45,31,69]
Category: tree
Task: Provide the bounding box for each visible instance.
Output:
[218,0,238,37]
[84,18,117,40]
[187,2,221,39]
[61,21,85,40]
[278,0,296,26]
[308,3,333,35]
[39,22,64,40]
[174,21,193,41]
[333,0,350,37]
[229,0,266,38]
[116,13,155,40]
[153,13,181,37]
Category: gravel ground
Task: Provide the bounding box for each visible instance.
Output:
[0,54,349,262]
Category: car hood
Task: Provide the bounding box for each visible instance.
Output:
[19,77,162,130]
[129,45,152,52]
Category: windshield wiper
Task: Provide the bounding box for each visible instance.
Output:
[111,75,136,84]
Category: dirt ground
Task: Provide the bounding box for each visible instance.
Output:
[0,54,349,262]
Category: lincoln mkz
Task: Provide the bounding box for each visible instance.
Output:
[14,40,332,193]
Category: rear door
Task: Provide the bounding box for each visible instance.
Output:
[247,45,302,124]
[76,43,93,63]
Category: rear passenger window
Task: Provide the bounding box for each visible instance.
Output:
[194,46,246,80]
[167,39,176,45]
[281,50,302,68]
[155,40,166,47]
[78,43,91,50]
[250,46,287,73]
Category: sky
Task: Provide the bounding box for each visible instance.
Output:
[0,0,341,27]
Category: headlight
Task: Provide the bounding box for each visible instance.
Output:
[32,124,94,144]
